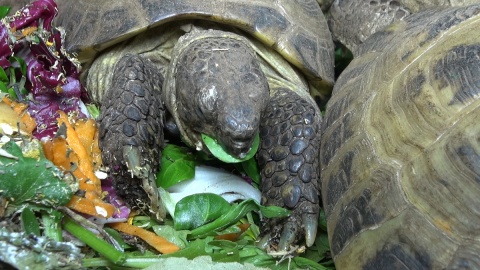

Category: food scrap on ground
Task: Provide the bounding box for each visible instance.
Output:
[1,96,36,134]
[49,110,115,218]
[0,0,116,218]
[109,222,180,254]
[0,0,182,264]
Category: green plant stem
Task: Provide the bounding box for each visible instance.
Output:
[189,199,288,239]
[189,200,258,238]
[63,216,126,265]
[83,256,164,269]
[42,210,63,241]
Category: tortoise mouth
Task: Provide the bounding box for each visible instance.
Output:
[220,135,255,159]
[218,111,259,158]
[230,140,252,159]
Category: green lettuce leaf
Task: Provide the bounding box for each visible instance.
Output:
[172,193,289,239]
[202,133,260,163]
[0,140,73,207]
[174,193,231,230]
[157,144,196,188]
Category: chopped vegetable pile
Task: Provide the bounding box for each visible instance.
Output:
[0,1,334,269]
[0,0,87,139]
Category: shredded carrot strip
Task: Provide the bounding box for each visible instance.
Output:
[41,139,54,161]
[66,194,113,218]
[73,118,96,161]
[53,111,115,218]
[91,127,102,170]
[21,26,38,37]
[109,222,180,254]
[67,195,97,216]
[51,136,76,171]
[214,223,251,241]
[3,94,115,218]
[85,191,115,216]
[1,96,37,134]
[57,111,99,190]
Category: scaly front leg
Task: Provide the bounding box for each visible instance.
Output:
[257,87,322,251]
[97,54,166,220]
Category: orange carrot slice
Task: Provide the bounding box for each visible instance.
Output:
[214,223,251,241]
[55,111,115,218]
[109,222,180,254]
[1,96,36,134]
[57,111,99,191]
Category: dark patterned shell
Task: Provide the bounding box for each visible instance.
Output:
[55,0,334,86]
[321,5,480,269]
[327,0,480,55]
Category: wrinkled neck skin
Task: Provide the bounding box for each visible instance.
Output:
[165,29,270,158]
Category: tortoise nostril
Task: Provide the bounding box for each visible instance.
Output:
[224,107,258,130]
[225,115,239,132]
[219,115,258,158]
[224,116,257,140]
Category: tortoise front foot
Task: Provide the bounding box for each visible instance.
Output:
[98,54,166,220]
[256,88,322,251]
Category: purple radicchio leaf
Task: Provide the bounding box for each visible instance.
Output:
[0,25,12,67]
[101,177,131,219]
[1,0,88,139]
[6,0,57,31]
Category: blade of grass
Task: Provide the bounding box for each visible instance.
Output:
[63,216,126,265]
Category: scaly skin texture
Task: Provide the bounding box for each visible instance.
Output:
[257,88,322,249]
[98,54,165,217]
[163,29,323,248]
[174,34,270,158]
[95,28,323,249]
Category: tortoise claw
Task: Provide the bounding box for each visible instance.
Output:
[278,221,299,251]
[257,212,317,251]
[123,145,166,220]
[256,88,322,250]
[257,234,273,250]
[142,174,166,221]
[303,212,318,247]
[122,145,144,178]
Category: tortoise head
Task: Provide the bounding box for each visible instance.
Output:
[174,33,269,158]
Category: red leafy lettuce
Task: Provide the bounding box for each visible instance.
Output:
[0,0,88,139]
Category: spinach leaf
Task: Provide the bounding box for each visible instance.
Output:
[174,193,231,230]
[202,133,260,163]
[0,6,10,19]
[182,196,289,239]
[157,144,195,188]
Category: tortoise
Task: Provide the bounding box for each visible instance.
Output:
[54,0,335,249]
[327,0,480,55]
[321,4,480,269]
